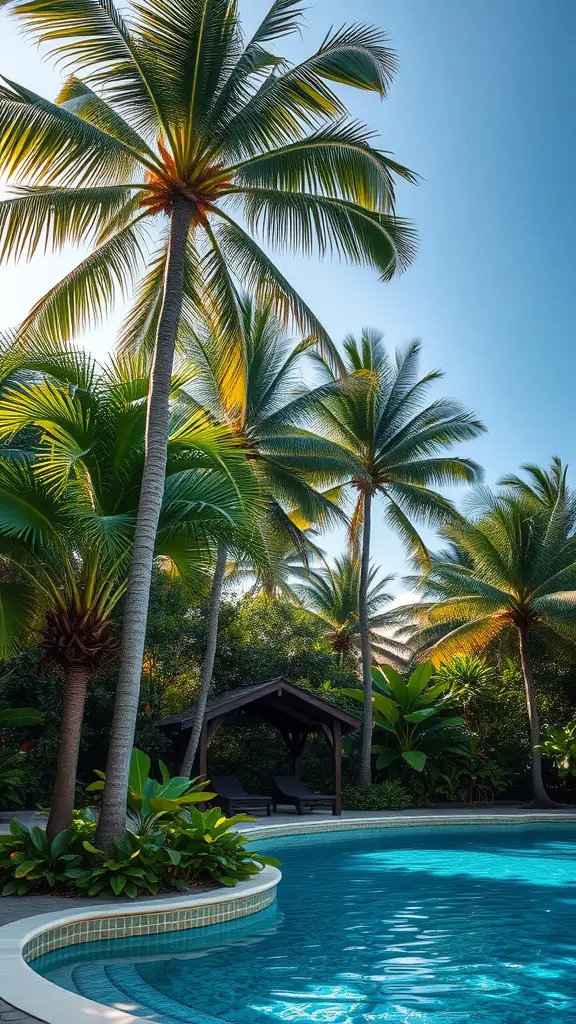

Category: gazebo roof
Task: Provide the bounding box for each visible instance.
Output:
[158,676,361,736]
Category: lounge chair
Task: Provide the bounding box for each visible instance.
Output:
[210,775,272,816]
[272,775,337,815]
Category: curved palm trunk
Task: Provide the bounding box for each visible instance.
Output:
[179,543,227,778]
[46,665,90,840]
[517,625,555,808]
[358,491,373,787]
[96,198,192,851]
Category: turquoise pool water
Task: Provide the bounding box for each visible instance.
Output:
[37,823,576,1023]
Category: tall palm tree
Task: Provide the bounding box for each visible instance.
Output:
[411,482,576,806]
[0,340,259,835]
[0,0,417,846]
[295,554,408,667]
[309,331,485,783]
[178,296,352,775]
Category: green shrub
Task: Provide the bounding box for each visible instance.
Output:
[165,808,279,888]
[0,752,28,810]
[87,748,214,831]
[0,820,83,895]
[341,780,415,811]
[0,809,278,898]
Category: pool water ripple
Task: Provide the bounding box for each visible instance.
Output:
[36,823,576,1024]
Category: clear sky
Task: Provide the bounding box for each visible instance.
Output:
[1,0,575,594]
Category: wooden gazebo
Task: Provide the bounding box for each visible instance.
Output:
[159,677,361,816]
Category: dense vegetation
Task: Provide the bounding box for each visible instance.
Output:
[0,1,575,900]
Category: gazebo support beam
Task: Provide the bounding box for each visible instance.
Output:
[332,720,342,815]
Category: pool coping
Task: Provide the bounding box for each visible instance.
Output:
[0,865,280,1024]
[2,811,576,1023]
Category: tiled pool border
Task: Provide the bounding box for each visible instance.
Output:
[1,812,576,1024]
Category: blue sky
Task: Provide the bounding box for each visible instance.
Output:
[1,0,575,594]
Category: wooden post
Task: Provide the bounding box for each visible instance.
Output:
[332,720,342,815]
[198,720,208,780]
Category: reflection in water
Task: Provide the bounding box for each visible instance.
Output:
[40,824,576,1023]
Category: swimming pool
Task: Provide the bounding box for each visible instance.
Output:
[35,823,576,1023]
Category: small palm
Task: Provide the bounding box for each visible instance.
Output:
[412,473,576,805]
[295,554,408,666]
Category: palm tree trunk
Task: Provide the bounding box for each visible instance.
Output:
[358,491,373,787]
[46,665,90,840]
[179,543,227,777]
[517,625,555,807]
[96,197,192,850]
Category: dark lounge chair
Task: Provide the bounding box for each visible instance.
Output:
[210,775,272,816]
[272,775,337,815]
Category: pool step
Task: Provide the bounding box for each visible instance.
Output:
[71,962,177,1023]
[107,962,223,1024]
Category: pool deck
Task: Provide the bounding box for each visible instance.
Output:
[1,805,575,1023]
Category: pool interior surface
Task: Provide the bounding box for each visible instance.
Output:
[35,823,576,1023]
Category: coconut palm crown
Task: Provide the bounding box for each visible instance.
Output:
[0,0,417,353]
[0,340,260,835]
[307,330,485,784]
[295,554,409,667]
[410,476,576,806]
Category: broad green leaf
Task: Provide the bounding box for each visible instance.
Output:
[401,750,427,771]
[375,747,399,768]
[0,707,44,726]
[128,747,150,800]
[50,829,72,860]
[372,691,400,724]
[407,661,435,699]
[403,707,438,723]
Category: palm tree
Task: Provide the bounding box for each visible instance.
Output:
[0,341,259,835]
[309,331,485,784]
[178,296,352,775]
[295,554,408,667]
[0,0,417,846]
[411,481,576,806]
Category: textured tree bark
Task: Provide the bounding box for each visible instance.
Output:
[179,543,227,777]
[358,491,373,787]
[96,198,192,850]
[46,666,90,839]
[518,625,555,808]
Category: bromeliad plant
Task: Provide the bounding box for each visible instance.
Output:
[345,661,464,774]
[87,748,215,832]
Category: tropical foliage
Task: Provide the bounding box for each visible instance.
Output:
[307,331,484,782]
[0,808,278,898]
[0,340,258,836]
[410,469,576,805]
[177,295,352,773]
[295,555,408,666]
[87,748,214,832]
[345,662,464,774]
[0,0,418,848]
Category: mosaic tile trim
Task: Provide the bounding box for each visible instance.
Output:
[246,812,576,842]
[22,885,277,965]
